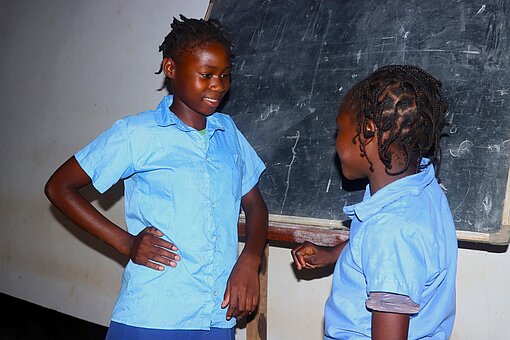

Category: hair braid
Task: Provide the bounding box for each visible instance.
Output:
[350,65,448,177]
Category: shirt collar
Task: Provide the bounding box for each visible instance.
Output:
[343,158,436,222]
[154,95,226,133]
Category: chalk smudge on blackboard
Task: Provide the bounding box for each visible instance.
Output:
[459,3,466,32]
[309,9,331,105]
[488,144,501,153]
[453,188,470,213]
[483,195,492,212]
[449,140,473,158]
[475,5,486,16]
[281,130,301,212]
[261,104,280,121]
[462,45,480,54]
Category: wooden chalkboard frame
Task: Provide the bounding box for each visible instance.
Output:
[207,0,510,246]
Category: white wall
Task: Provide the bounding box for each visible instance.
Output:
[1,1,509,339]
[0,0,211,329]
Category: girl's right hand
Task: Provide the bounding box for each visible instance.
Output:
[129,227,180,271]
[291,241,341,270]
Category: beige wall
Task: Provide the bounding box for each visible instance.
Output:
[1,1,509,339]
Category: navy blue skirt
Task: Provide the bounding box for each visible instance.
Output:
[106,322,235,340]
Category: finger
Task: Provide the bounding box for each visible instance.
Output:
[145,227,180,252]
[153,246,181,262]
[225,290,238,320]
[243,292,256,315]
[150,254,179,268]
[147,226,164,237]
[252,294,259,312]
[237,291,247,317]
[144,259,165,271]
[226,303,237,321]
[299,254,308,270]
[237,310,251,319]
[221,282,230,309]
[293,249,308,270]
[151,236,178,251]
[291,249,303,270]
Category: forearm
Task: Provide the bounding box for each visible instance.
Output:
[48,186,132,255]
[45,157,133,256]
[331,240,348,259]
[239,188,268,269]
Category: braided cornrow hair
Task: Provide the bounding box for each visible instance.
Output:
[350,65,448,177]
[155,15,232,91]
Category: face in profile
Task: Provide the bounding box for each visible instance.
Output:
[335,98,370,180]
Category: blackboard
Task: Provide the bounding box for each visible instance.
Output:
[209,0,510,244]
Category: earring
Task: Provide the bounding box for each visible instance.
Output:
[363,126,374,138]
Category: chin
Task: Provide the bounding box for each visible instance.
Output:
[340,168,364,181]
[198,107,216,116]
[343,173,361,181]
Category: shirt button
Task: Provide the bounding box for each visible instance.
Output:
[214,291,218,296]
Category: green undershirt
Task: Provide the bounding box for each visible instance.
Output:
[198,129,207,148]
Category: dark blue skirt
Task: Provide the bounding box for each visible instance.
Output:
[106,321,235,340]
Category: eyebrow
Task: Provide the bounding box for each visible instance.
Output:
[201,64,232,70]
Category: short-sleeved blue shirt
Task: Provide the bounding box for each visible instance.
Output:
[75,96,265,330]
[324,161,457,339]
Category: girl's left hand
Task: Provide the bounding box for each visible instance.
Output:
[221,253,260,320]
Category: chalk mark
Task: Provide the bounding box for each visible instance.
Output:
[281,130,301,212]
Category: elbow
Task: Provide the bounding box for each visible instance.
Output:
[44,176,57,203]
[44,173,67,204]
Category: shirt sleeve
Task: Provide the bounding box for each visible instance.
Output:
[366,292,420,314]
[233,125,266,196]
[360,215,427,307]
[75,118,135,193]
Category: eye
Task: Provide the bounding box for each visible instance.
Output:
[220,73,231,79]
[200,73,213,79]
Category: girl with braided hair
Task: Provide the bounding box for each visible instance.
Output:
[292,65,457,339]
[45,15,268,339]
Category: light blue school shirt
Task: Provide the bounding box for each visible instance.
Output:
[325,161,458,339]
[75,96,265,330]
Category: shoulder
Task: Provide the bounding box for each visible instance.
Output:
[213,112,237,129]
[122,109,158,129]
[360,205,432,251]
[110,108,160,143]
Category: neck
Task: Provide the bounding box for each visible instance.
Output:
[170,102,207,130]
[367,162,417,195]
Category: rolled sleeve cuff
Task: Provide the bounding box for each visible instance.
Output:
[366,292,420,314]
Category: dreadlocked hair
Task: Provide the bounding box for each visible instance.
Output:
[350,65,448,177]
[155,15,232,91]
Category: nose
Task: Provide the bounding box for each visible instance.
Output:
[209,75,227,93]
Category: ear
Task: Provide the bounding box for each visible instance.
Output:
[362,119,376,141]
[162,57,176,79]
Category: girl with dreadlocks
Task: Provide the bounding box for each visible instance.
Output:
[292,65,457,339]
[45,15,268,339]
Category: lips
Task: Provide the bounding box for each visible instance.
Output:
[203,97,222,107]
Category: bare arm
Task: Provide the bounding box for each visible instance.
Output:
[239,185,269,269]
[291,240,347,270]
[44,156,180,270]
[45,156,134,255]
[372,310,410,340]
[222,185,268,320]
